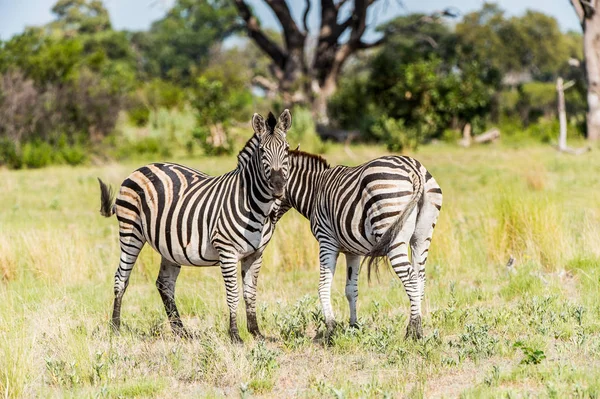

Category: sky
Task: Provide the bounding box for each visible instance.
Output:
[0,0,582,42]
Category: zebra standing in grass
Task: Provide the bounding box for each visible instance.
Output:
[97,110,291,343]
[272,148,442,339]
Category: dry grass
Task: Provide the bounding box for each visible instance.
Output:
[1,143,600,398]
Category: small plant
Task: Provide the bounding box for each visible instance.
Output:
[450,323,498,362]
[247,342,279,393]
[484,365,501,386]
[274,296,314,348]
[514,341,546,365]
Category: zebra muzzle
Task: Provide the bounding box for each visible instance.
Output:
[270,169,286,199]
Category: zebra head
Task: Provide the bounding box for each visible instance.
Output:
[251,109,291,199]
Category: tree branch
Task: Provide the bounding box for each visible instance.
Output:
[264,0,305,48]
[233,0,286,69]
[336,0,350,10]
[302,0,311,34]
[571,0,585,24]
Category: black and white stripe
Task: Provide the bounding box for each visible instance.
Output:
[98,110,291,342]
[273,150,442,339]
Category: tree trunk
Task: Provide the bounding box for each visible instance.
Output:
[584,5,600,141]
[557,77,568,150]
[312,77,337,125]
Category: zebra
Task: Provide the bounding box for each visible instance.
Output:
[97,110,291,343]
[271,148,442,340]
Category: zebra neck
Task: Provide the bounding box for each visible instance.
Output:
[241,148,276,218]
[287,168,322,220]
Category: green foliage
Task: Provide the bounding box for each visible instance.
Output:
[286,107,327,154]
[132,0,239,84]
[0,139,23,169]
[21,141,54,169]
[247,342,279,393]
[514,341,546,365]
[128,104,151,127]
[370,117,420,152]
[190,54,253,155]
[273,296,314,349]
[116,136,172,159]
[330,3,585,145]
[50,0,111,35]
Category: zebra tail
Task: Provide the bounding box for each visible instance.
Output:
[364,176,424,283]
[97,178,116,217]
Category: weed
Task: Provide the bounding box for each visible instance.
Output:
[514,341,546,365]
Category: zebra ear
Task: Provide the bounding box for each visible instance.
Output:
[278,109,292,133]
[252,113,266,138]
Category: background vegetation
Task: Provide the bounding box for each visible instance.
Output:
[0,0,590,168]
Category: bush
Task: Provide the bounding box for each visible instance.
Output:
[0,139,22,169]
[59,145,87,166]
[116,136,172,159]
[371,116,421,152]
[21,141,53,168]
[286,107,327,154]
[128,104,150,127]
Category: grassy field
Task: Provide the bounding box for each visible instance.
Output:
[1,141,600,398]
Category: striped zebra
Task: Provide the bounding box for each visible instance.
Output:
[97,110,291,343]
[272,148,442,340]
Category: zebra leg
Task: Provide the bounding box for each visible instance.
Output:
[112,233,145,334]
[156,257,188,337]
[318,245,339,339]
[219,252,243,344]
[410,197,441,305]
[344,254,361,328]
[241,252,264,339]
[387,212,422,340]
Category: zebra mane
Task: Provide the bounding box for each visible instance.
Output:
[289,149,330,170]
[236,134,260,169]
[266,112,277,131]
[236,112,277,169]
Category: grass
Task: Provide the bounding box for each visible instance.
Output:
[1,140,600,397]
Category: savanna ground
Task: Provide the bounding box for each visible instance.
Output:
[1,140,600,398]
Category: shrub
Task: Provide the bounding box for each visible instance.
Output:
[21,141,53,168]
[286,107,327,154]
[0,139,23,169]
[59,145,87,166]
[128,104,151,127]
[371,116,421,152]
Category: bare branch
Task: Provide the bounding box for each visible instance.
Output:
[335,0,350,10]
[252,75,278,92]
[571,0,585,24]
[233,0,286,69]
[264,0,305,48]
[416,33,438,48]
[302,0,311,34]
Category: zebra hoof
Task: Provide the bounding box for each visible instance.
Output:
[174,327,192,339]
[250,330,265,340]
[405,316,423,340]
[230,331,244,345]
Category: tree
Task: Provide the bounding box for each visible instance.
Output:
[50,0,111,35]
[570,0,600,141]
[328,13,497,148]
[133,0,239,84]
[234,0,445,123]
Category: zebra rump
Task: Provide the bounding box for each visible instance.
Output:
[363,173,425,282]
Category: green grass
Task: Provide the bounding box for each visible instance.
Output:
[1,141,600,397]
